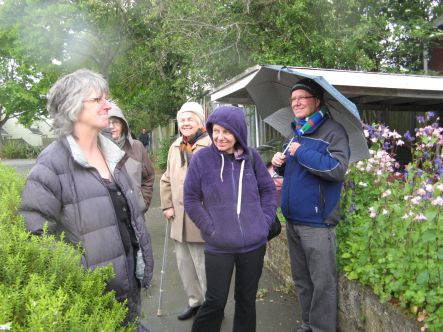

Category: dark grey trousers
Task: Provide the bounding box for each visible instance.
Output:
[286,224,337,332]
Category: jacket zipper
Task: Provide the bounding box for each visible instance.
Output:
[231,161,245,245]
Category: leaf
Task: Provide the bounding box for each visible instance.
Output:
[421,229,437,243]
[416,271,429,285]
[424,210,437,222]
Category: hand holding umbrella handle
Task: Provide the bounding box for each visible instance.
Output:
[282,137,295,155]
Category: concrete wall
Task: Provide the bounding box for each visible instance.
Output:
[264,224,420,332]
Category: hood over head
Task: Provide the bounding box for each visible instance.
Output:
[107,102,131,138]
[206,105,248,153]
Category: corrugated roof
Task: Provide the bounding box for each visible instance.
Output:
[211,65,443,112]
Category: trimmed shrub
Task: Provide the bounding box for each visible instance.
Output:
[0,140,42,159]
[0,163,133,331]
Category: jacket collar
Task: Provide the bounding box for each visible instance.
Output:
[66,134,125,174]
[172,133,210,149]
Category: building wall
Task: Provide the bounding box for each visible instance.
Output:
[429,40,443,74]
[2,118,55,147]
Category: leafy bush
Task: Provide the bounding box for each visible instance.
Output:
[0,140,42,159]
[0,163,133,331]
[154,136,176,172]
[339,113,443,331]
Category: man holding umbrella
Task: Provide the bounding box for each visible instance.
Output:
[271,78,350,332]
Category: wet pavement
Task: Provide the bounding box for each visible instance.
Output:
[1,159,36,175]
[2,159,302,332]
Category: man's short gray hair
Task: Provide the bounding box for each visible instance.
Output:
[47,69,109,137]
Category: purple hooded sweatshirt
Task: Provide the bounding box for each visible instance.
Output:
[184,106,277,254]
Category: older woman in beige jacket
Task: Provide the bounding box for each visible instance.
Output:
[160,102,211,321]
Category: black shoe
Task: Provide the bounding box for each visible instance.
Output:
[177,306,200,320]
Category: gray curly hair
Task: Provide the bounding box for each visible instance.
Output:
[47,69,109,137]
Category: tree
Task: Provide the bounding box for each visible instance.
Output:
[0,27,50,149]
[249,0,443,73]
[0,0,441,141]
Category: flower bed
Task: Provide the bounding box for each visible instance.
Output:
[338,113,442,331]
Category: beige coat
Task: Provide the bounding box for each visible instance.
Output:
[160,134,211,242]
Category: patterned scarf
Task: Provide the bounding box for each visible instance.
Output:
[294,106,327,136]
[179,128,208,167]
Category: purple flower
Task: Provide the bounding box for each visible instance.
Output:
[404,131,415,142]
[417,168,423,177]
[426,112,435,119]
[417,115,425,123]
[423,152,429,159]
[363,124,374,136]
[435,158,442,167]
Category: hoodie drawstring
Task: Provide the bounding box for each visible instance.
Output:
[220,154,225,182]
[237,159,245,217]
[218,153,245,216]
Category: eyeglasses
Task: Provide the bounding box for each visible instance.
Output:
[83,96,111,105]
[109,119,122,126]
[291,96,315,102]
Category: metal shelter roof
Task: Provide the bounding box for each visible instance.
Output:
[210,65,443,113]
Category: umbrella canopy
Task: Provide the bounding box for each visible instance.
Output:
[263,106,293,139]
[229,65,369,162]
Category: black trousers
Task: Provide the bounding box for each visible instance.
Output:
[191,245,266,332]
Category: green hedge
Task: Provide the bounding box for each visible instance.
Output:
[154,136,176,172]
[0,163,133,331]
[0,141,42,159]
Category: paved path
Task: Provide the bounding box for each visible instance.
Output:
[2,159,302,331]
[1,159,36,175]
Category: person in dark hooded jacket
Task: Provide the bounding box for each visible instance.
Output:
[105,103,155,215]
[184,105,277,332]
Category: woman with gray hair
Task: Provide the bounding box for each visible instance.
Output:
[20,69,153,331]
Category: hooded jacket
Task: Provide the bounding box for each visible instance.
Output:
[184,106,277,254]
[20,135,154,300]
[105,105,155,214]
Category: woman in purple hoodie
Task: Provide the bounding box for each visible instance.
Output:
[184,105,277,332]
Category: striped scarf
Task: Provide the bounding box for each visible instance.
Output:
[179,128,208,167]
[295,106,327,136]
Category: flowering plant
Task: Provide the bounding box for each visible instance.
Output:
[338,112,442,331]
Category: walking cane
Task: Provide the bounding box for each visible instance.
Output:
[157,219,171,316]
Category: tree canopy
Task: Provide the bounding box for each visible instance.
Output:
[0,0,442,134]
